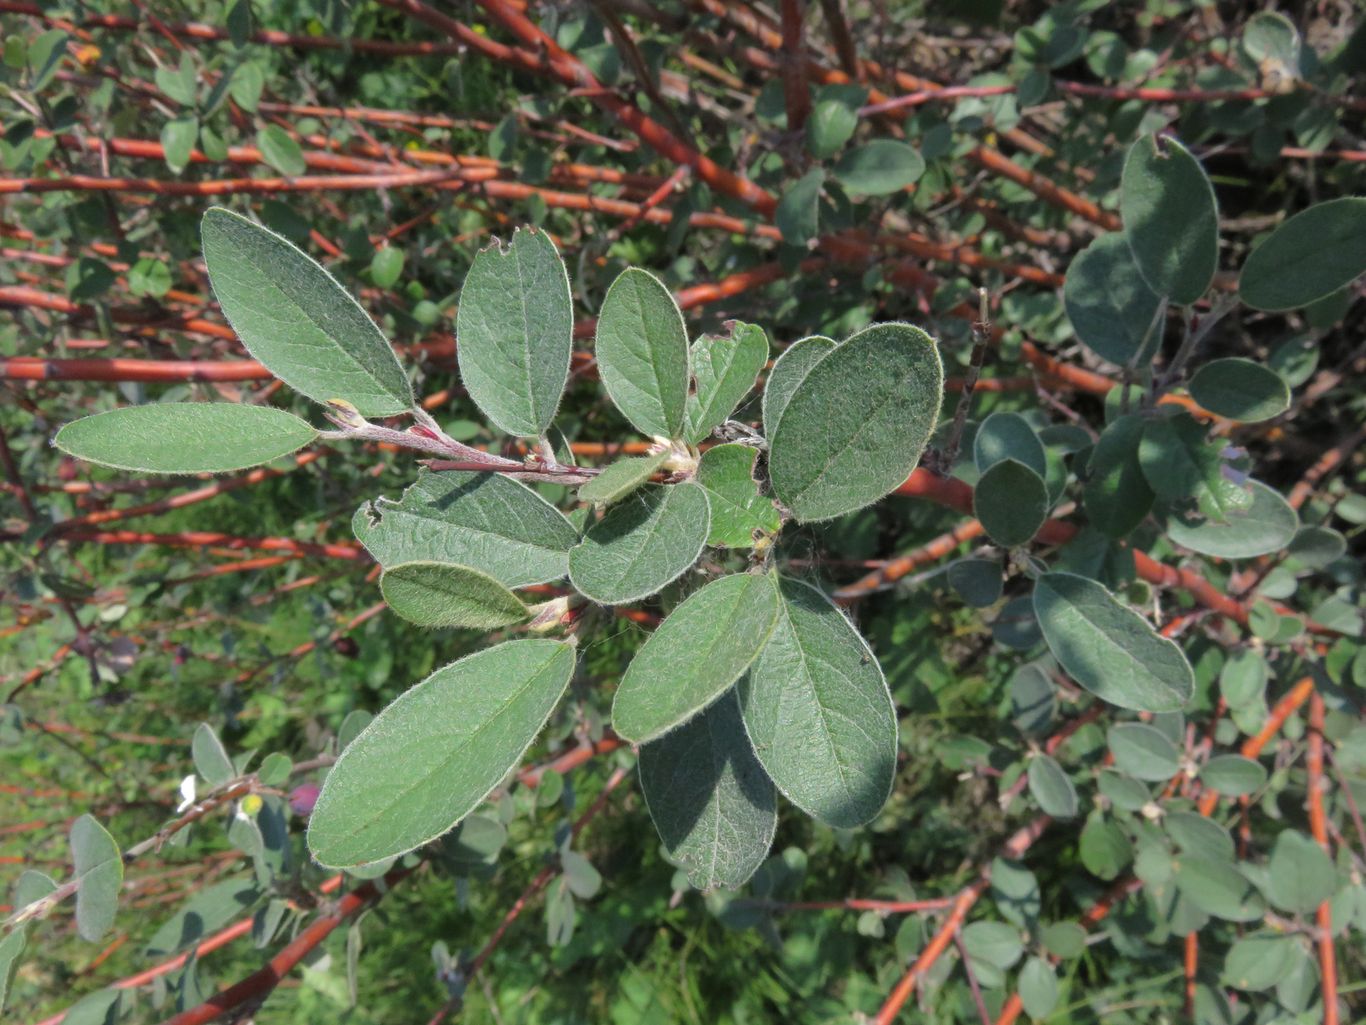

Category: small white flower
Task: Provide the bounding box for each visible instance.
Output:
[176,774,197,813]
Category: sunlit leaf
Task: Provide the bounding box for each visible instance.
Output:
[54,404,317,475]
[738,576,896,828]
[613,571,779,743]
[685,322,768,444]
[695,445,780,548]
[594,268,689,439]
[769,323,942,522]
[456,228,573,437]
[71,816,123,942]
[307,640,575,867]
[201,207,413,416]
[380,562,530,629]
[568,484,709,604]
[354,470,577,588]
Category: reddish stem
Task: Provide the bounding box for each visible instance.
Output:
[1307,693,1339,1025]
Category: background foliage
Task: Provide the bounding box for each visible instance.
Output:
[2,1,1365,1023]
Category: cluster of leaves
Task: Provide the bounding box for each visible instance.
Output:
[2,2,1366,1024]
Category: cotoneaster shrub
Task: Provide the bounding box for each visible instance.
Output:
[2,3,1365,1024]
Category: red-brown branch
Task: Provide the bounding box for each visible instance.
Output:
[873,816,1050,1025]
[1307,693,1339,1025]
[156,866,411,1025]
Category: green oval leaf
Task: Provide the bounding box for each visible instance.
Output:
[201,207,414,417]
[762,335,836,437]
[613,571,779,743]
[380,562,530,629]
[145,878,260,956]
[1164,479,1298,559]
[1267,830,1334,914]
[1165,810,1234,861]
[948,558,1004,608]
[1042,921,1088,960]
[1175,855,1266,922]
[128,258,172,298]
[54,404,317,475]
[1027,754,1078,819]
[594,268,690,439]
[738,576,897,828]
[70,815,123,942]
[695,444,780,548]
[191,722,234,787]
[807,98,857,158]
[1107,723,1181,781]
[638,689,776,891]
[962,920,1023,969]
[1138,413,1242,520]
[1223,932,1298,992]
[256,124,306,176]
[974,458,1048,548]
[776,168,824,245]
[1083,414,1154,538]
[161,114,198,173]
[307,639,575,867]
[685,321,769,444]
[1239,197,1366,311]
[974,411,1046,477]
[1080,812,1132,880]
[576,452,668,507]
[1188,358,1290,422]
[769,323,943,523]
[1019,956,1059,1019]
[1063,233,1164,367]
[0,926,25,1013]
[1199,754,1268,797]
[568,483,709,605]
[1120,135,1219,304]
[1033,572,1194,712]
[456,228,573,437]
[833,140,926,195]
[354,470,578,588]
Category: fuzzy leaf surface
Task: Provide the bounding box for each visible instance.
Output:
[695,445,780,548]
[201,208,413,416]
[594,268,690,439]
[1239,197,1366,310]
[769,323,942,522]
[974,459,1048,548]
[685,322,769,443]
[613,571,779,743]
[1188,359,1290,423]
[738,576,896,828]
[70,815,123,942]
[456,228,573,436]
[1120,135,1219,304]
[762,335,836,437]
[1164,480,1298,559]
[353,470,578,588]
[54,404,317,475]
[638,690,776,890]
[1063,233,1163,367]
[307,639,575,866]
[1033,572,1193,712]
[568,483,709,604]
[379,562,530,629]
[576,452,667,507]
